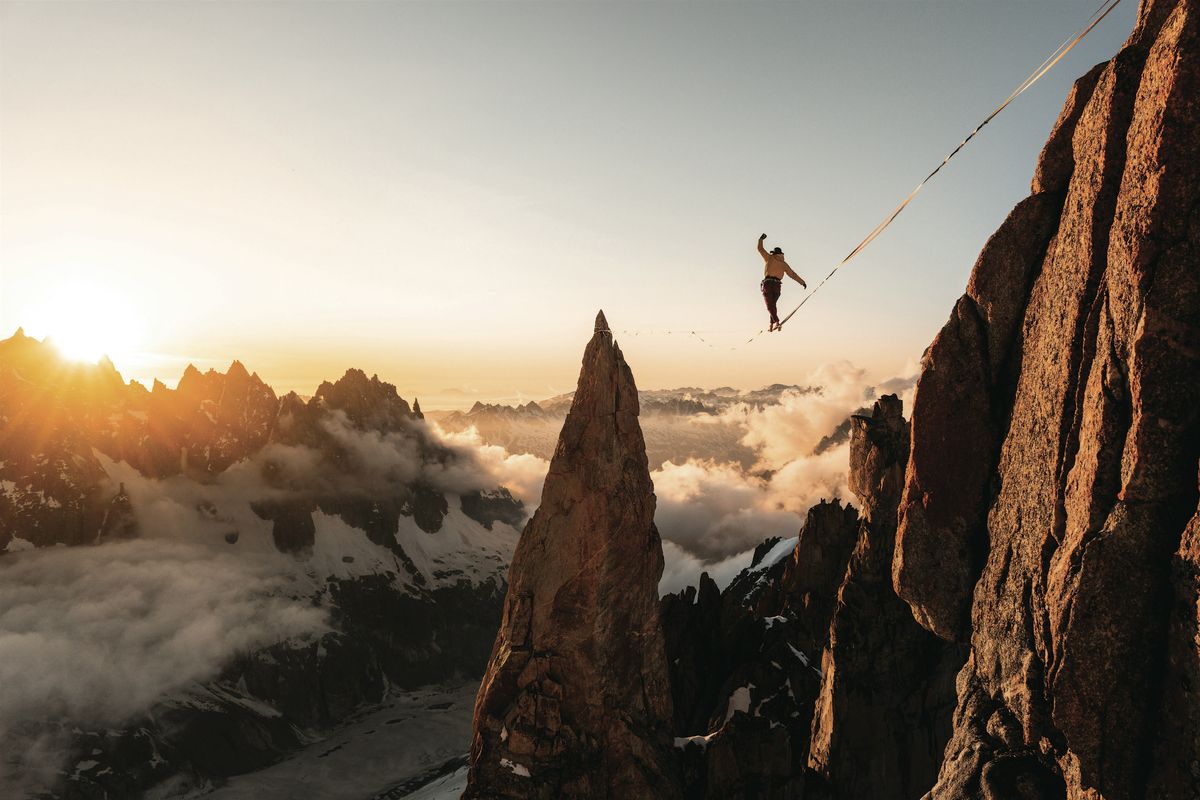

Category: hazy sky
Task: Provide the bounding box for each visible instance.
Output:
[0,0,1137,405]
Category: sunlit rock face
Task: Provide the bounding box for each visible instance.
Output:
[465,311,682,799]
[0,329,133,550]
[895,0,1200,796]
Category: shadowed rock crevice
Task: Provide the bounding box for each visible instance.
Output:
[662,498,860,799]
[809,396,966,800]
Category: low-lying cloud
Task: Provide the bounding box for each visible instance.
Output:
[659,541,752,597]
[260,410,503,499]
[433,360,918,595]
[432,425,551,507]
[0,540,327,724]
[0,409,527,793]
[0,539,328,793]
[651,460,803,562]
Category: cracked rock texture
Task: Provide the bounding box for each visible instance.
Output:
[465,311,681,799]
[895,1,1200,796]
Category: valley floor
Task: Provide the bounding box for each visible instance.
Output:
[196,682,476,800]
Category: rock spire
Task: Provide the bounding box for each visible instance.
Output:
[464,312,680,799]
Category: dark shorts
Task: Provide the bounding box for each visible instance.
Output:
[761,277,782,323]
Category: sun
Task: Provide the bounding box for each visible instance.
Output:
[27,285,143,368]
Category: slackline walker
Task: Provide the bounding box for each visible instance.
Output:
[747,0,1127,343]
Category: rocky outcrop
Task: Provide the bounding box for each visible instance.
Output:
[662,572,728,738]
[97,483,138,542]
[461,487,529,531]
[894,1,1200,796]
[313,367,413,431]
[808,396,965,799]
[251,498,317,554]
[892,56,1111,644]
[465,311,681,799]
[772,500,862,652]
[663,500,859,799]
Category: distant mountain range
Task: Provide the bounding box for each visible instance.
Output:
[0,329,524,798]
[431,384,822,469]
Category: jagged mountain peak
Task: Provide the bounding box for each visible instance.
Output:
[315,366,413,429]
[559,309,639,433]
[226,359,251,379]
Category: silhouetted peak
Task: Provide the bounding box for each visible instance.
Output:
[316,367,411,428]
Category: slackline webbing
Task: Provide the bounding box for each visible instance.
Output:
[747,0,1127,343]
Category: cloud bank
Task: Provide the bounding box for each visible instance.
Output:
[431,360,918,595]
[0,540,328,793]
[433,426,551,506]
[0,410,524,792]
[0,540,327,724]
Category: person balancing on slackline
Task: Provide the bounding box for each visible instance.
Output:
[757,233,806,332]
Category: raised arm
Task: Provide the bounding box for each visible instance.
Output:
[784,264,807,288]
[757,233,769,260]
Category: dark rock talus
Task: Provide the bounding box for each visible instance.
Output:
[464,311,681,799]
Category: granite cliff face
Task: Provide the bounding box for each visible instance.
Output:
[894,0,1200,796]
[465,312,681,799]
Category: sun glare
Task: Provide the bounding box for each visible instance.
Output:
[27,286,142,369]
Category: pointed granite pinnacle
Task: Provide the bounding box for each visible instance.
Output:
[464,306,678,799]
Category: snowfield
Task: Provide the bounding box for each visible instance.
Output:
[201,682,476,800]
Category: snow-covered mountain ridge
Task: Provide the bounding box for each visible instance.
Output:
[0,330,524,798]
